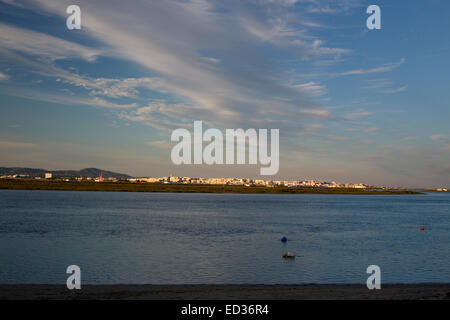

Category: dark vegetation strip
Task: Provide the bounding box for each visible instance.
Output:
[0,179,422,194]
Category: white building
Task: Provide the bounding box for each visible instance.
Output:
[45,173,52,179]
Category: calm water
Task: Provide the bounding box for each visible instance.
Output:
[0,190,449,284]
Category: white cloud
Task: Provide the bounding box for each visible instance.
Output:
[364,126,378,133]
[305,0,360,14]
[0,71,9,81]
[335,58,406,77]
[0,0,26,7]
[430,134,450,141]
[297,123,324,136]
[293,81,327,96]
[14,0,335,133]
[60,75,166,99]
[146,140,171,149]
[363,79,408,94]
[0,22,102,62]
[1,85,139,109]
[363,78,392,89]
[299,108,331,118]
[0,141,38,148]
[382,85,408,94]
[344,111,373,120]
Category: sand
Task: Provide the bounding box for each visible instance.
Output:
[1,284,449,300]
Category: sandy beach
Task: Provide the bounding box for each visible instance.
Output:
[1,284,449,300]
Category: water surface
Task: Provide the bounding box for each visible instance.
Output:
[0,190,449,284]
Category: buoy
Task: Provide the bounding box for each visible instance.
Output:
[281,236,287,242]
[282,252,295,259]
[421,226,424,231]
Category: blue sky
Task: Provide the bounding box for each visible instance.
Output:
[0,0,449,187]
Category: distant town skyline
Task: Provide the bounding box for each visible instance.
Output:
[1,166,448,190]
[0,166,388,189]
[1,1,450,188]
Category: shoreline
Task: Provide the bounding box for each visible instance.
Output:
[1,284,449,300]
[0,179,422,195]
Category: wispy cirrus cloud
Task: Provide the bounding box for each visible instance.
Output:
[363,79,408,94]
[1,85,139,109]
[0,71,9,81]
[292,81,327,97]
[305,0,361,14]
[430,134,450,141]
[297,123,324,136]
[0,22,102,62]
[382,85,408,94]
[146,140,171,149]
[0,140,38,149]
[1,0,347,134]
[344,111,373,120]
[363,78,392,89]
[335,58,406,77]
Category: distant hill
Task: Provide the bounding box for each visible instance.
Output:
[0,167,132,179]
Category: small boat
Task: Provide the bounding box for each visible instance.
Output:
[282,252,295,258]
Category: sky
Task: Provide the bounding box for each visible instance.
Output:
[0,0,449,188]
